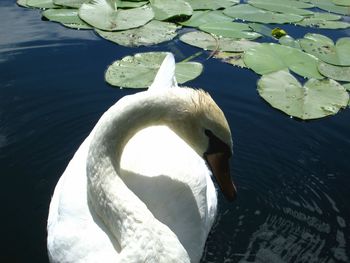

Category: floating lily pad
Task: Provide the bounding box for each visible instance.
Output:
[343,83,350,91]
[318,61,350,82]
[117,0,148,8]
[299,33,350,66]
[96,20,180,47]
[185,0,239,10]
[214,52,247,68]
[258,70,349,120]
[295,12,349,29]
[43,8,92,29]
[105,52,203,88]
[79,1,154,31]
[332,0,350,6]
[150,0,192,21]
[180,10,232,27]
[248,0,315,16]
[310,0,350,15]
[17,0,29,7]
[53,0,87,8]
[244,43,323,79]
[199,22,261,40]
[27,0,58,8]
[224,4,303,24]
[279,35,301,49]
[180,31,259,52]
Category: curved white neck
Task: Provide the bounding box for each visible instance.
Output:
[86,90,193,261]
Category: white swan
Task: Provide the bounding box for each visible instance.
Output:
[47,53,236,263]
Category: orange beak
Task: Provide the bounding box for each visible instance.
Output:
[205,152,237,202]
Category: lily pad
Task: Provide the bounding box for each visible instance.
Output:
[295,12,349,29]
[185,0,239,10]
[96,20,180,47]
[310,0,350,15]
[180,31,259,52]
[224,4,303,24]
[17,0,30,7]
[105,52,203,88]
[27,0,58,8]
[150,0,192,21]
[53,0,88,8]
[214,52,247,68]
[279,35,301,49]
[257,70,349,120]
[199,22,261,40]
[248,0,315,16]
[332,0,350,6]
[318,61,350,82]
[43,8,92,29]
[180,10,232,27]
[343,83,350,91]
[116,0,148,8]
[244,43,323,79]
[79,1,154,31]
[299,33,350,66]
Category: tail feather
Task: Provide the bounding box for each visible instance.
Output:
[148,53,178,91]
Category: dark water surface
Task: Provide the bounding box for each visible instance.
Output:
[1,1,349,262]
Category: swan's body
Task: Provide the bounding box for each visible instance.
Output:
[47,53,236,262]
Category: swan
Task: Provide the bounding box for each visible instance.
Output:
[47,53,237,263]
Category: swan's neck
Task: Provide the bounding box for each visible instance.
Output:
[86,90,194,261]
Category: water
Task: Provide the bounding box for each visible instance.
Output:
[1,1,349,262]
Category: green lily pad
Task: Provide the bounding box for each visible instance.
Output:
[96,20,180,47]
[343,83,350,91]
[53,0,88,8]
[310,0,350,15]
[185,0,239,10]
[296,12,349,29]
[224,4,303,24]
[180,10,232,27]
[279,35,301,49]
[27,0,58,8]
[180,31,259,52]
[244,43,323,79]
[214,52,247,68]
[116,0,148,8]
[332,0,350,6]
[79,1,154,31]
[297,19,350,29]
[258,70,349,120]
[17,0,30,7]
[318,61,350,82]
[248,0,315,16]
[150,0,192,21]
[199,22,261,40]
[43,8,92,29]
[299,33,350,66]
[105,52,203,88]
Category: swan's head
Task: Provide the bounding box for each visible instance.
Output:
[165,87,237,201]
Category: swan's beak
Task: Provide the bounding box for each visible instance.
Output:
[205,152,237,202]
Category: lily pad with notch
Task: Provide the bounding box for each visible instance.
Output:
[244,43,323,79]
[105,52,203,88]
[257,70,349,120]
[180,31,259,52]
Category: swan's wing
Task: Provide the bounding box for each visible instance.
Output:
[148,53,178,91]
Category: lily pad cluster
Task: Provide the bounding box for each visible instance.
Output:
[18,0,350,119]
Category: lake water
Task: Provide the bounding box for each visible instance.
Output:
[1,1,349,262]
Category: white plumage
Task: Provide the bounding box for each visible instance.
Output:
[47,53,235,263]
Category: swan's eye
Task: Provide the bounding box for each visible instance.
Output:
[204,129,231,157]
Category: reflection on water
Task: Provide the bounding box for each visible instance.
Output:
[1,0,350,262]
